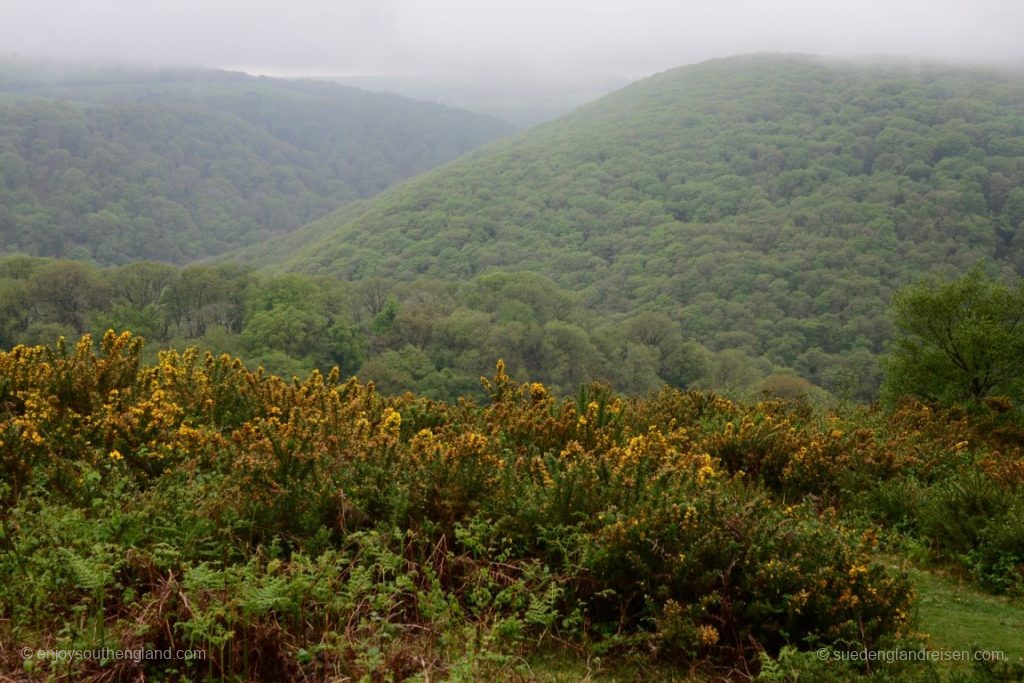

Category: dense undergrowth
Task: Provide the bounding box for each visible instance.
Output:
[1,333,1023,680]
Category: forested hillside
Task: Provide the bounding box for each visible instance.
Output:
[0,62,513,263]
[244,55,1024,396]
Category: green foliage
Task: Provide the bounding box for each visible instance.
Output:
[0,255,764,401]
[245,55,1024,393]
[0,64,512,263]
[10,57,1024,400]
[26,259,110,332]
[883,268,1024,405]
[1,337,922,679]
[6,334,1024,677]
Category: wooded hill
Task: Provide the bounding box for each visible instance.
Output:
[0,61,514,263]
[241,55,1024,396]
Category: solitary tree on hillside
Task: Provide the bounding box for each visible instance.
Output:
[882,268,1024,405]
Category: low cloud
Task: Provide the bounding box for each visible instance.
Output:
[2,0,1022,79]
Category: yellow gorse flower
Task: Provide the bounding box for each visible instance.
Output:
[382,407,402,430]
[696,625,720,647]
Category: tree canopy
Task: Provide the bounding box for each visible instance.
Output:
[0,63,513,263]
[242,55,1024,395]
[883,268,1024,405]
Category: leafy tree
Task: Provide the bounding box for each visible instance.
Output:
[882,268,1024,405]
[701,350,767,392]
[241,305,331,360]
[358,345,435,395]
[759,373,817,400]
[109,261,177,309]
[26,259,110,332]
[355,278,394,319]
[0,278,29,346]
[0,254,48,279]
[91,304,164,341]
[623,312,706,389]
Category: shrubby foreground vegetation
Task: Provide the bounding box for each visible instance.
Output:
[2,328,1023,680]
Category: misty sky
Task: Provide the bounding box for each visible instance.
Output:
[3,0,1023,79]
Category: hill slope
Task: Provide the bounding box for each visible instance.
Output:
[0,62,513,263]
[247,55,1024,384]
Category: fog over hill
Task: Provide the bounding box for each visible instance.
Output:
[326,73,632,128]
[4,0,1023,80]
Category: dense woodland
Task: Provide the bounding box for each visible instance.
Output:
[5,56,1024,400]
[0,62,512,263]
[243,55,1024,397]
[0,255,785,402]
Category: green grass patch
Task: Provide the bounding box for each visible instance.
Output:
[526,651,700,682]
[913,564,1024,665]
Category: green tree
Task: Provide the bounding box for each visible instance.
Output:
[882,268,1024,405]
[241,305,330,360]
[27,260,110,332]
[109,261,177,309]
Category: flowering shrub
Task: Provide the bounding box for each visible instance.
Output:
[10,333,1004,679]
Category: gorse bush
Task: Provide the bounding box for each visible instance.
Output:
[5,332,1022,679]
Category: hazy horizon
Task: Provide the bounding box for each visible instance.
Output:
[2,0,1022,85]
